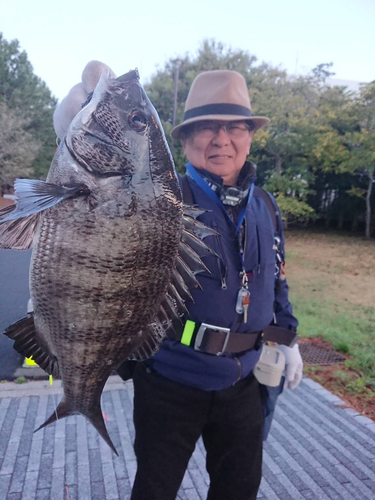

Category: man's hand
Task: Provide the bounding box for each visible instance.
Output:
[277,344,303,389]
[53,61,116,140]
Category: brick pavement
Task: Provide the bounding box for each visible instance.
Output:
[0,376,374,500]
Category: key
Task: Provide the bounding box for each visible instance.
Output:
[242,292,250,323]
[236,287,248,314]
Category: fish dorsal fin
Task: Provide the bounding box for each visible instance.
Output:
[172,268,193,302]
[182,214,218,239]
[129,205,219,360]
[4,315,59,377]
[130,321,166,361]
[182,205,207,218]
[0,179,90,250]
[181,229,218,259]
[160,205,219,341]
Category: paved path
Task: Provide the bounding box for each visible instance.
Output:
[0,376,374,500]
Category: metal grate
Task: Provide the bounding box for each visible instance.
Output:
[299,343,346,365]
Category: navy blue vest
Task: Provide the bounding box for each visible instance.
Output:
[149,168,298,390]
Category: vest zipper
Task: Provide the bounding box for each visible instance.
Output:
[237,221,249,324]
[213,225,228,290]
[255,224,261,274]
[243,218,247,258]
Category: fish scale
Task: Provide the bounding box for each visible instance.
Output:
[0,69,217,454]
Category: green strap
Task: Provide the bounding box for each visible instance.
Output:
[181,320,196,346]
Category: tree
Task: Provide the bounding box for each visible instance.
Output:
[249,69,320,225]
[307,83,358,230]
[0,102,41,192]
[311,80,375,236]
[344,82,375,238]
[0,33,57,188]
[146,41,374,233]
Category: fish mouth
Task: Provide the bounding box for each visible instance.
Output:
[116,69,140,84]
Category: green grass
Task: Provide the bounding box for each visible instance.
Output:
[290,292,375,392]
[285,230,375,402]
[14,376,27,384]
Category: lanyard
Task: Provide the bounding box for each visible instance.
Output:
[186,163,255,236]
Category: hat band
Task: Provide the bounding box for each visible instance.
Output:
[184,103,253,121]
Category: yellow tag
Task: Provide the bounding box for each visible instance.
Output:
[49,375,53,385]
[25,356,38,366]
[181,320,196,346]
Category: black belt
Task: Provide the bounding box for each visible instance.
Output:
[180,321,299,356]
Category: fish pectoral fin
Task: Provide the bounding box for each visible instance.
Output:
[0,179,90,224]
[4,315,59,377]
[0,179,90,250]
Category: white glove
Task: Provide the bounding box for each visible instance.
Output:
[53,61,116,140]
[277,343,303,390]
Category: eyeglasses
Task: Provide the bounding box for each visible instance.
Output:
[193,121,251,139]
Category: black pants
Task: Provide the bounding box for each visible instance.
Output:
[131,363,264,500]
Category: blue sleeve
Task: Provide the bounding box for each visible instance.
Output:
[269,194,299,332]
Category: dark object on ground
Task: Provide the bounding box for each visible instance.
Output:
[300,342,346,365]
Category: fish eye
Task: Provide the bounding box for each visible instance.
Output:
[129,111,147,132]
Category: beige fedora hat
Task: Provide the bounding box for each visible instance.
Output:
[171,70,270,139]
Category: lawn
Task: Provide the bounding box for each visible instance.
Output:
[285,229,375,418]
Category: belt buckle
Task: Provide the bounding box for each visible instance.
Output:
[194,323,231,356]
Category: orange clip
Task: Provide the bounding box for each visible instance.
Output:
[280,262,286,277]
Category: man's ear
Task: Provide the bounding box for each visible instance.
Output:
[180,134,187,154]
[247,131,254,155]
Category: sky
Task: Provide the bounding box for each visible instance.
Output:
[2,0,374,102]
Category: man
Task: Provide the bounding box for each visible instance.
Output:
[54,63,303,500]
[131,69,302,500]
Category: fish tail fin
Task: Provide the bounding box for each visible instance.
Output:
[34,398,118,456]
[88,405,119,456]
[34,398,73,433]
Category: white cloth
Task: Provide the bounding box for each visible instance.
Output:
[277,344,303,390]
[53,83,87,140]
[53,61,116,140]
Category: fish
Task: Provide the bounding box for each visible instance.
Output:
[0,69,216,454]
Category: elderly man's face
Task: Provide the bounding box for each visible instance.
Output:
[181,120,254,185]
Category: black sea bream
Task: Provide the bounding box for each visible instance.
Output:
[0,70,215,454]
